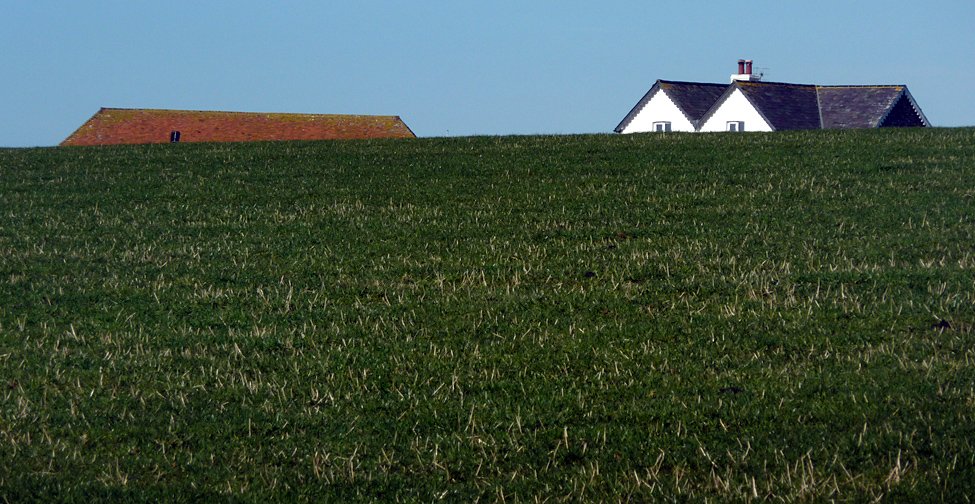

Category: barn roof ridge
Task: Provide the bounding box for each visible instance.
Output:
[94,107,401,118]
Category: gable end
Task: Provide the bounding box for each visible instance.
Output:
[878,90,930,128]
[614,82,661,133]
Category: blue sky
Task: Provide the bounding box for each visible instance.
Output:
[3,1,974,147]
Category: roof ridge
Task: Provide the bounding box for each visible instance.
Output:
[816,85,905,89]
[97,108,400,118]
[736,81,817,88]
[657,79,727,87]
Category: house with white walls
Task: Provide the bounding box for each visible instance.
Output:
[614,81,728,133]
[615,60,930,133]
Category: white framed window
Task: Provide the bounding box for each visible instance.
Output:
[653,121,672,132]
[727,121,745,132]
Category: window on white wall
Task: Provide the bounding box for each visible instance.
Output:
[653,122,672,132]
[727,121,745,132]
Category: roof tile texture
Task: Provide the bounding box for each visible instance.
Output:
[736,82,823,130]
[659,81,729,121]
[818,86,904,129]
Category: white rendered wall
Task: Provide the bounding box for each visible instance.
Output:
[698,89,772,132]
[620,90,696,133]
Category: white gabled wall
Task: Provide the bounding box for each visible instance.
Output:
[620,90,696,133]
[698,89,772,132]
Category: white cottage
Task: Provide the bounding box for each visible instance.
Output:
[615,60,930,133]
[614,81,727,133]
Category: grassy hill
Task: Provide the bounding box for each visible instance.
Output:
[2,129,974,502]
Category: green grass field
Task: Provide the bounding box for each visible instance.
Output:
[1,128,974,502]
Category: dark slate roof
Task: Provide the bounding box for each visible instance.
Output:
[614,80,727,132]
[734,82,823,130]
[878,90,929,127]
[659,81,729,122]
[61,108,416,146]
[817,86,931,128]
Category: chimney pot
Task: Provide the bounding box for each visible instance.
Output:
[745,60,753,75]
[738,59,745,74]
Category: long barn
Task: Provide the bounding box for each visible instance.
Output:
[61,108,415,146]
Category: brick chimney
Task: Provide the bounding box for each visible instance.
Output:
[731,59,762,82]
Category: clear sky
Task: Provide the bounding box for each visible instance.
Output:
[3,1,974,147]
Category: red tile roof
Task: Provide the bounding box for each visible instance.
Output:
[61,108,416,146]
